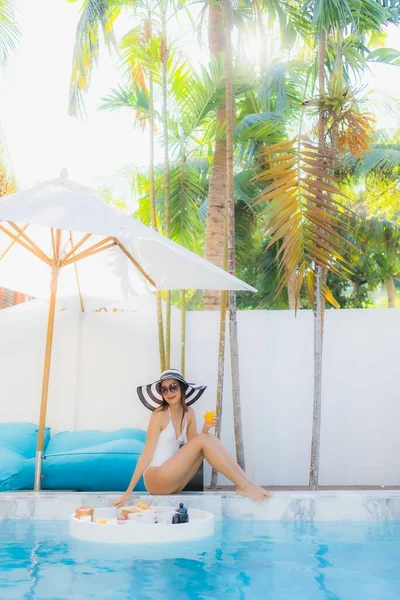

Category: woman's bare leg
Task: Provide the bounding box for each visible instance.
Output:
[211,440,271,497]
[144,450,203,495]
[147,434,269,501]
[176,454,204,492]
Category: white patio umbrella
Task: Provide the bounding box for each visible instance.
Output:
[0,174,255,490]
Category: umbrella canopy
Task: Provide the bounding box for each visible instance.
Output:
[0,175,256,300]
[0,174,255,491]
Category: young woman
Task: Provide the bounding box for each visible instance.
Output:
[112,369,271,508]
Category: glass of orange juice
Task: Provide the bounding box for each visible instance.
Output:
[204,411,216,424]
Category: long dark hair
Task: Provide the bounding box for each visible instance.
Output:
[157,380,188,433]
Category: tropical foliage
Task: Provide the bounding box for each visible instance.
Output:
[63,0,400,488]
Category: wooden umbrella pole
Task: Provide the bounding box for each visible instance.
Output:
[34,232,61,491]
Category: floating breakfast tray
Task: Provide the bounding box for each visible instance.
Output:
[69,506,215,544]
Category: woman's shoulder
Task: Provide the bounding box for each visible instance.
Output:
[151,407,167,421]
[148,408,167,432]
[186,406,195,420]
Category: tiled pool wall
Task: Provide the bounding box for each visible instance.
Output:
[1,491,400,521]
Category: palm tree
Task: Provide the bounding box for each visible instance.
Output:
[69,0,172,371]
[224,0,245,471]
[278,0,392,489]
[203,0,228,309]
[160,0,172,368]
[366,218,400,307]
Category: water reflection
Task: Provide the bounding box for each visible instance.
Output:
[314,544,340,600]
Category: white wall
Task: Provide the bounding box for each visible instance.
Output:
[0,304,399,486]
[0,305,79,431]
[74,310,181,432]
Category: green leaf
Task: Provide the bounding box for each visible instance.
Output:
[367,47,400,66]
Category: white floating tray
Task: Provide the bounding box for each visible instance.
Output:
[69,506,215,544]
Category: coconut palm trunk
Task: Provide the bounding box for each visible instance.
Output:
[309,29,327,490]
[211,200,229,488]
[204,1,227,310]
[386,278,396,307]
[207,0,230,487]
[210,289,228,488]
[225,0,245,470]
[180,290,186,375]
[178,152,187,375]
[161,2,172,368]
[287,269,297,310]
[147,15,166,372]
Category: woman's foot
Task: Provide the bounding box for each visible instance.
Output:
[236,483,272,502]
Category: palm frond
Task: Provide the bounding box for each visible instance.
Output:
[233,170,264,270]
[366,217,400,256]
[254,137,356,307]
[302,0,389,35]
[0,0,18,66]
[169,162,208,251]
[100,82,151,127]
[0,142,17,196]
[257,61,307,117]
[260,0,311,43]
[235,111,287,166]
[236,112,284,142]
[354,143,400,175]
[170,55,251,149]
[119,23,161,84]
[367,47,400,66]
[375,0,400,24]
[69,0,121,117]
[133,158,208,252]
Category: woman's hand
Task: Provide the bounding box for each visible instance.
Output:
[109,491,131,509]
[203,414,218,434]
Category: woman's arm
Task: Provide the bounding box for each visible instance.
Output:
[186,408,198,441]
[110,411,162,507]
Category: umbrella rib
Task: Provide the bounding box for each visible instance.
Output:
[61,239,116,267]
[50,229,57,258]
[8,222,50,264]
[0,224,29,261]
[113,238,156,288]
[69,231,85,313]
[0,224,51,264]
[63,233,92,263]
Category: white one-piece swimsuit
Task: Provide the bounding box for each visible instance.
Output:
[147,409,188,469]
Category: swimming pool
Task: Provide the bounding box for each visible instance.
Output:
[1,519,399,599]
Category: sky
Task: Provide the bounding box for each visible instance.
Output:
[0,0,150,202]
[0,0,399,206]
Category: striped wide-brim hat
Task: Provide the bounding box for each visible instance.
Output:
[137,369,207,412]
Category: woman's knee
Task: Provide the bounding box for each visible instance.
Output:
[196,433,212,448]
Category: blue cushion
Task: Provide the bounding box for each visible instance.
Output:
[42,438,146,491]
[1,428,147,492]
[0,448,27,491]
[0,422,50,458]
[3,457,34,490]
[45,428,147,454]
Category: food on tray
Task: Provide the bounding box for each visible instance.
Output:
[121,507,140,519]
[95,519,108,525]
[75,506,94,522]
[121,502,153,519]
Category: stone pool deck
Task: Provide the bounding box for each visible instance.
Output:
[1,490,400,521]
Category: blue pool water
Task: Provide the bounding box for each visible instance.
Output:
[0,520,399,599]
